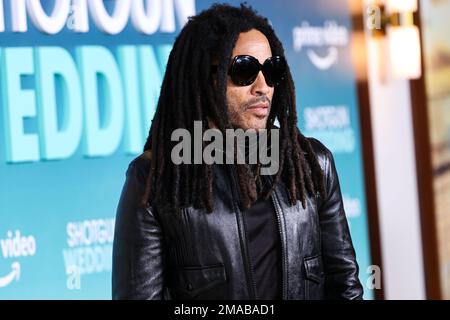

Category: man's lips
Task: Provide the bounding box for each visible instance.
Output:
[247,103,269,116]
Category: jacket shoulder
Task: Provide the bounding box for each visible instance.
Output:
[126,150,152,185]
[304,137,333,170]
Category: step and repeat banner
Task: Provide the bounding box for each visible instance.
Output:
[0,0,373,299]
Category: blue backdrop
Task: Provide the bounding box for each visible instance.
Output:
[0,0,373,299]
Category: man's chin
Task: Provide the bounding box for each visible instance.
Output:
[232,120,268,131]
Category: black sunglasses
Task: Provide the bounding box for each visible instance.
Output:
[228,55,287,87]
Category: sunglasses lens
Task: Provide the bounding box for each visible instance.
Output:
[263,56,286,86]
[230,56,260,86]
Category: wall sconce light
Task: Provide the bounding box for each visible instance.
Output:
[369,0,422,80]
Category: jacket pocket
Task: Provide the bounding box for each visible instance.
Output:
[304,255,325,300]
[168,263,227,300]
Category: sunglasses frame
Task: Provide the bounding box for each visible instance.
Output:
[228,55,287,87]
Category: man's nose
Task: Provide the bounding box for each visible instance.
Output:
[251,71,271,96]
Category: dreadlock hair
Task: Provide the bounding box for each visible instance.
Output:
[141,3,326,214]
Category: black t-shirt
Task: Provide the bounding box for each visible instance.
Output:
[241,183,282,300]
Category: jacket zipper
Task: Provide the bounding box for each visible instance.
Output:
[227,165,258,299]
[268,176,288,300]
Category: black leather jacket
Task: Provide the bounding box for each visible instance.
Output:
[112,137,364,300]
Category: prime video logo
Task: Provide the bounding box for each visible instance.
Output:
[0,0,195,35]
[171,121,280,175]
[292,20,349,70]
[0,230,37,288]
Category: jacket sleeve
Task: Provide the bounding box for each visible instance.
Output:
[112,154,165,299]
[318,144,364,300]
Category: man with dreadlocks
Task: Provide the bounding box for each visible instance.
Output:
[112,4,363,300]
